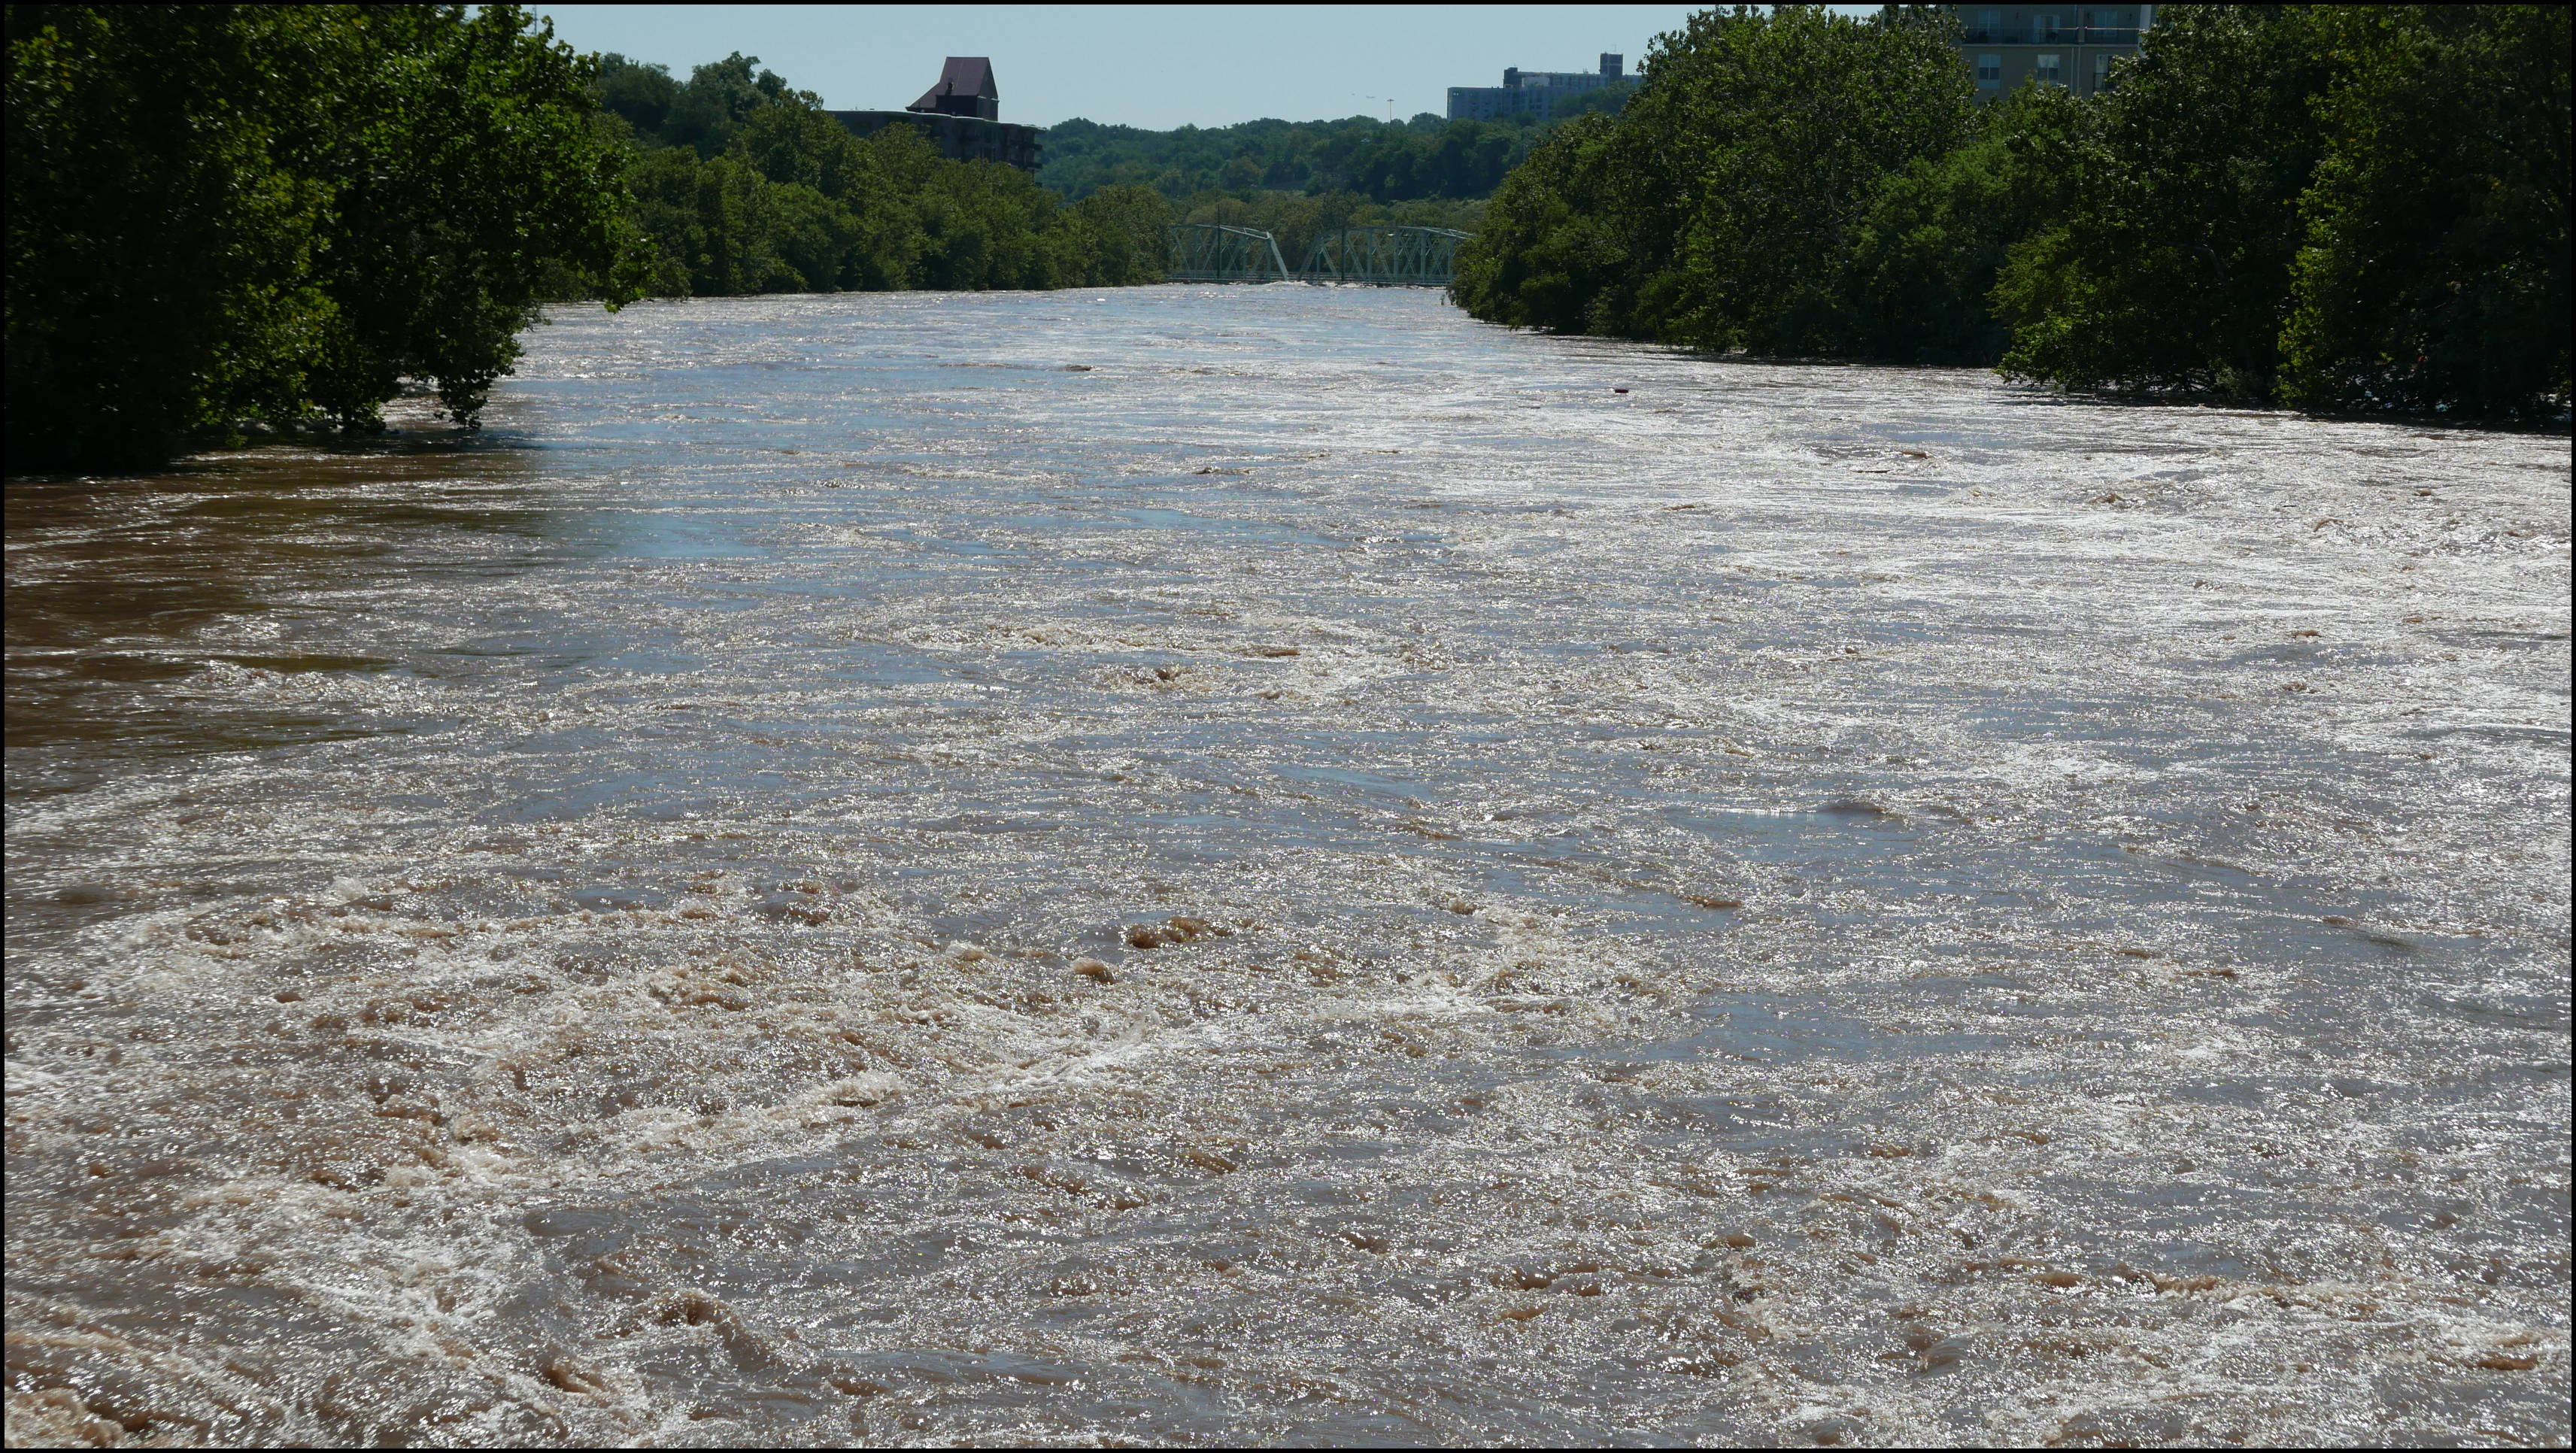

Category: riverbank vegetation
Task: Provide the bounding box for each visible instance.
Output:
[592,62,1570,298]
[5,13,1179,471]
[591,52,1171,299]
[1454,5,2569,419]
[20,5,2556,473]
[1039,105,1625,278]
[1039,105,1627,205]
[7,4,644,470]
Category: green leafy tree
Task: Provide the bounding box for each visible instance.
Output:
[636,151,817,296]
[599,58,1192,299]
[1455,5,1971,351]
[1458,2,2567,412]
[1449,115,1646,333]
[1549,80,1634,123]
[598,54,1498,292]
[663,51,800,157]
[593,51,678,140]
[2280,5,2570,416]
[8,5,339,469]
[1041,113,1550,205]
[308,6,653,426]
[1993,5,2332,399]
[1642,5,1974,351]
[1072,184,1176,285]
[1827,81,2088,363]
[8,4,645,472]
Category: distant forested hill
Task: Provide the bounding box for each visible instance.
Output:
[1040,88,1630,204]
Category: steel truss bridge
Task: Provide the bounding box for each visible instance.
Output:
[1167,224,1294,283]
[1164,224,1472,287]
[1300,226,1472,287]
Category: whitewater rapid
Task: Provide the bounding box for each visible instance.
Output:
[6,287,2567,1446]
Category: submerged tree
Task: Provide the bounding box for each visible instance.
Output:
[2280,5,2571,417]
[1991,5,2334,400]
[6,4,647,472]
[1455,3,2566,417]
[1452,5,1973,353]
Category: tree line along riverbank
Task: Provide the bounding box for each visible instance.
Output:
[590,51,1170,300]
[1036,101,1630,208]
[8,5,2566,472]
[4,6,1187,472]
[5,5,1519,470]
[1451,5,2568,419]
[590,54,1536,300]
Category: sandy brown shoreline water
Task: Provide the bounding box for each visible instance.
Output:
[5,287,2568,1446]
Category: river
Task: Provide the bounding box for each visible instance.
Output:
[5,287,2568,1447]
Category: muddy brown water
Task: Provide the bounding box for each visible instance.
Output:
[5,287,2568,1447]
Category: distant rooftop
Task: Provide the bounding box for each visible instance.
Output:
[909,56,999,122]
[832,56,1035,170]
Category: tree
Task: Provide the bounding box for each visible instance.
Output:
[662,51,800,158]
[1992,5,2332,399]
[1452,5,1973,352]
[2280,5,2571,417]
[305,7,652,426]
[1455,2,2568,413]
[1072,184,1176,285]
[1450,116,1643,334]
[7,4,645,472]
[1039,112,1549,205]
[1826,81,2088,363]
[8,5,339,469]
[593,51,678,141]
[1644,5,1975,351]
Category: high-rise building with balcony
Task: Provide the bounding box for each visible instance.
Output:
[1951,5,2156,99]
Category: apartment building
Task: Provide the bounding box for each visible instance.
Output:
[1952,5,2156,99]
[1447,54,1625,123]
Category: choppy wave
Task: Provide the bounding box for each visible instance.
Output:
[5,287,2567,1446]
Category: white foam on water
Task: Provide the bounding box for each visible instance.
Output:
[5,286,2566,1447]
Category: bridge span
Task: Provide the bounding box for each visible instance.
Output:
[1165,224,1471,287]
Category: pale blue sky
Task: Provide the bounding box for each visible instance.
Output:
[526,5,1864,131]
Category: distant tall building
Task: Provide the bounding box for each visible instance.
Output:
[828,56,1041,170]
[1949,5,2156,99]
[1446,53,1625,123]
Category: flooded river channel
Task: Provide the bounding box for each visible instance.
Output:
[6,287,2568,1446]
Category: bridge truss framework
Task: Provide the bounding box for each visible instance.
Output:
[1167,224,1295,283]
[1164,224,1473,287]
[1300,227,1472,287]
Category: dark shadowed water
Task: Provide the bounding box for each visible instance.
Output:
[5,287,2568,1447]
